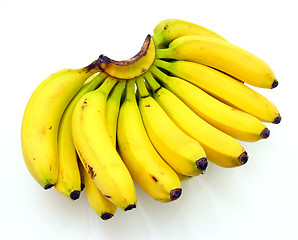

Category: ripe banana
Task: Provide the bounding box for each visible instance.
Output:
[117,79,182,202]
[54,73,106,200]
[145,70,248,168]
[155,59,281,124]
[150,64,268,142]
[83,168,118,220]
[21,60,99,189]
[153,19,226,48]
[98,35,156,79]
[136,77,208,176]
[72,76,137,211]
[106,79,127,146]
[83,82,123,219]
[156,35,278,89]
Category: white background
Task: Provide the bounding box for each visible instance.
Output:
[1,0,297,239]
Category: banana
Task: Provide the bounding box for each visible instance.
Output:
[117,79,182,202]
[136,77,207,176]
[21,60,99,189]
[156,35,278,89]
[106,79,127,146]
[145,70,248,168]
[82,77,124,220]
[83,168,118,220]
[150,65,268,142]
[153,19,226,48]
[54,73,106,200]
[72,76,137,211]
[155,59,281,124]
[98,35,156,79]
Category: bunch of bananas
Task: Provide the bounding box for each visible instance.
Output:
[21,19,281,220]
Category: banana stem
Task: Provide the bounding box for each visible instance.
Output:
[110,80,127,100]
[85,72,108,90]
[152,33,164,49]
[155,48,172,59]
[150,64,171,84]
[144,71,161,92]
[153,59,172,73]
[125,79,136,102]
[84,59,101,74]
[136,77,150,98]
[96,76,119,98]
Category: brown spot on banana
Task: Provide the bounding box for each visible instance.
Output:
[151,175,159,182]
[98,35,156,79]
[87,165,96,179]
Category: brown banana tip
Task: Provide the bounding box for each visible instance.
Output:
[44,184,54,190]
[260,128,270,139]
[196,157,208,171]
[170,188,182,200]
[238,151,248,165]
[81,183,85,191]
[273,115,282,124]
[125,204,136,211]
[271,79,278,89]
[70,190,81,200]
[101,213,114,220]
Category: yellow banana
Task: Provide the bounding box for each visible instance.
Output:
[155,59,281,124]
[150,65,268,143]
[117,79,182,202]
[54,73,106,200]
[83,168,117,220]
[153,19,226,48]
[21,60,99,189]
[98,35,156,79]
[106,79,127,146]
[136,77,207,176]
[156,35,278,89]
[82,77,124,220]
[72,76,137,211]
[145,70,248,168]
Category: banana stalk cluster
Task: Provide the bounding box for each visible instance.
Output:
[21,19,281,220]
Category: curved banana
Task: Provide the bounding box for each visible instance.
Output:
[21,60,99,189]
[145,70,248,168]
[72,77,137,211]
[55,73,106,200]
[153,19,226,48]
[155,59,281,124]
[82,77,123,220]
[83,168,117,220]
[117,79,182,202]
[150,65,268,143]
[156,35,278,89]
[136,77,207,176]
[106,79,126,146]
[98,35,156,79]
